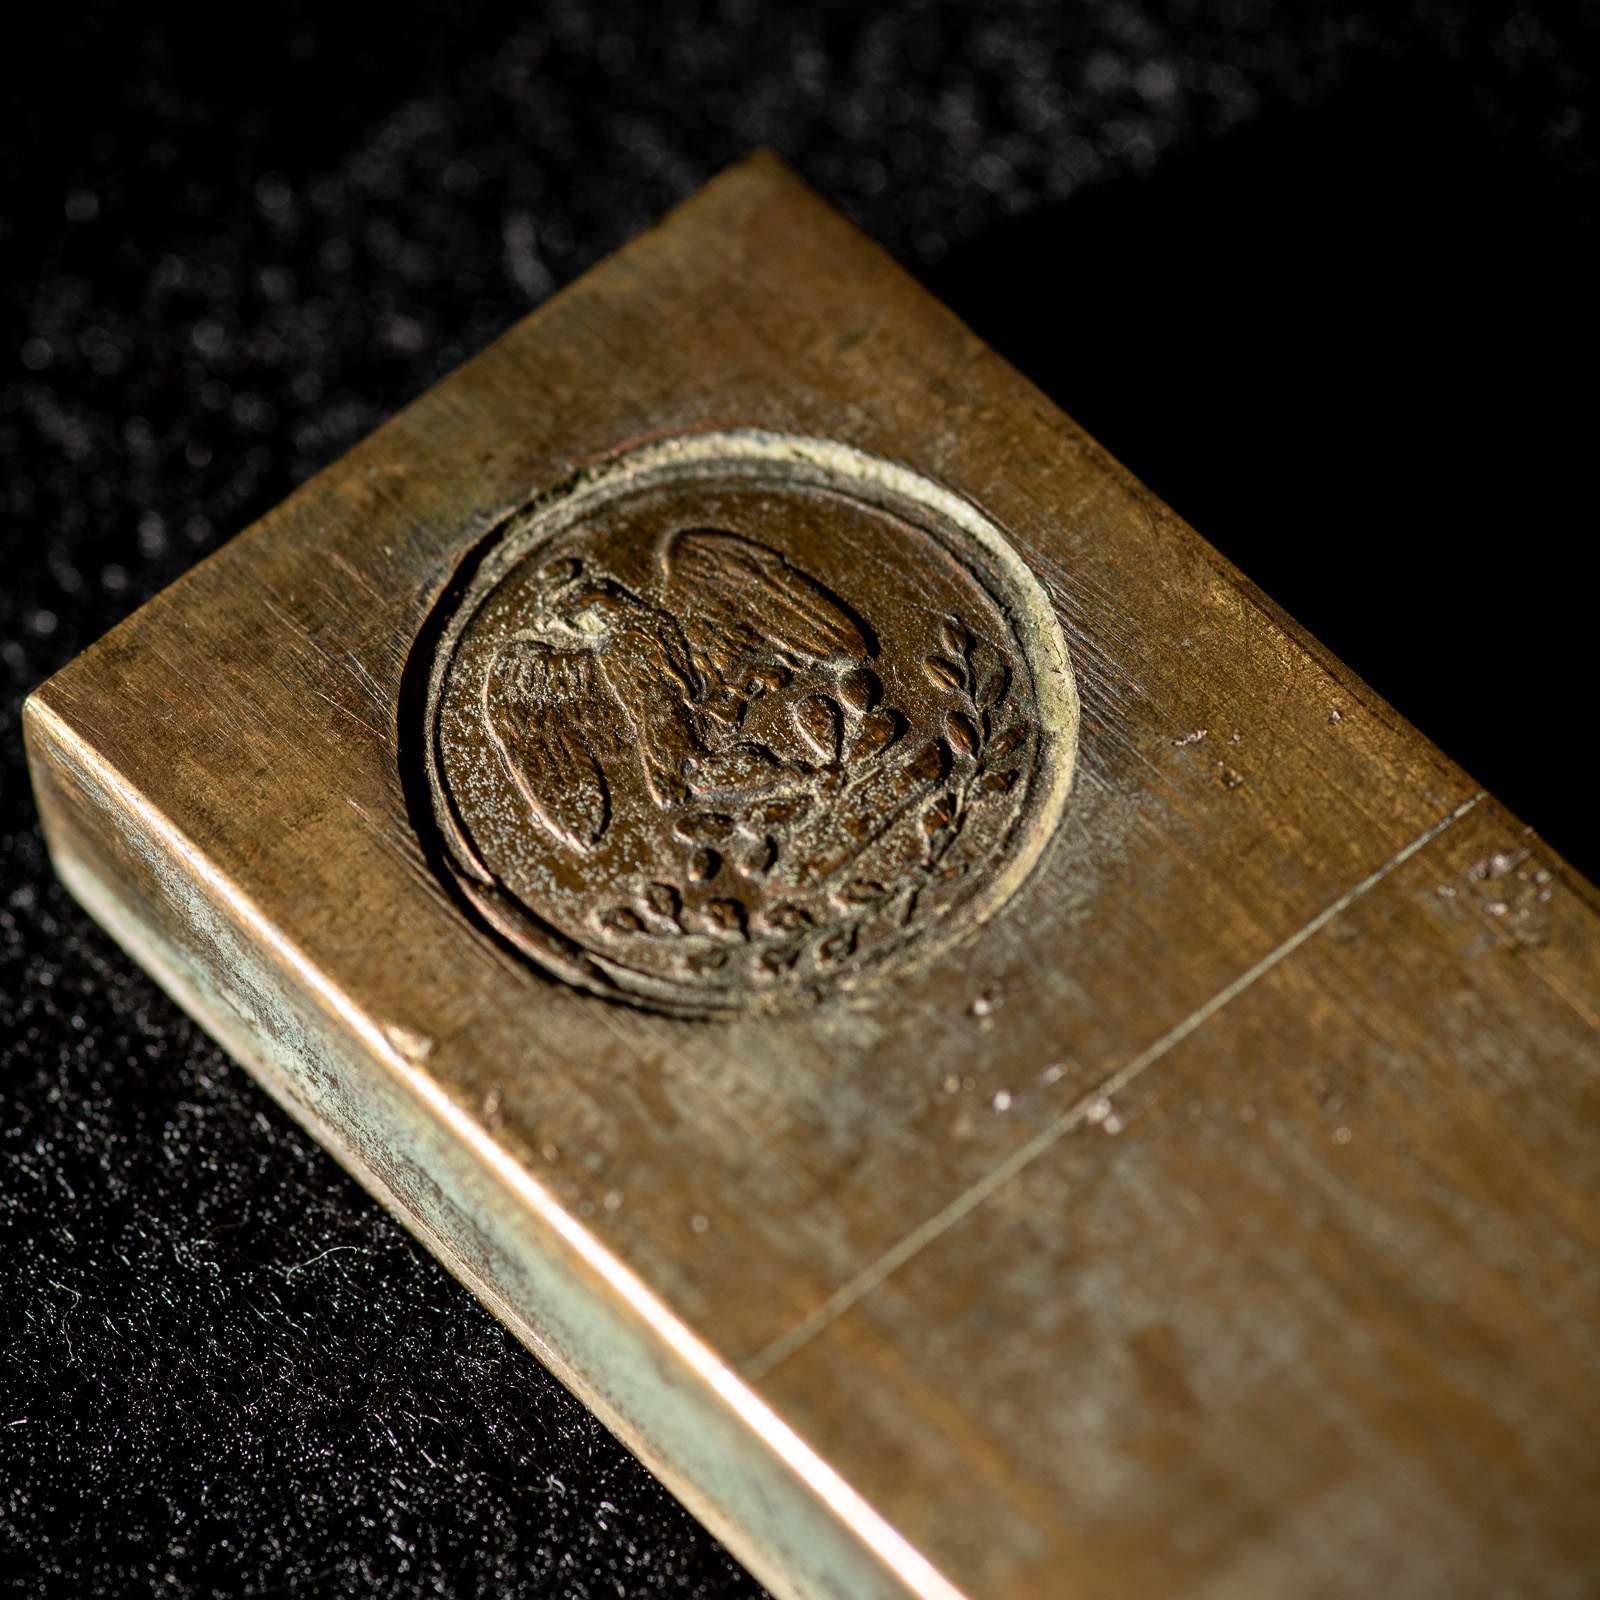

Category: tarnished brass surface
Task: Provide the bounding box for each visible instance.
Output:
[23,153,1600,1600]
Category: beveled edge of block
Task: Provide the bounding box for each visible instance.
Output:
[20,152,992,1600]
[23,670,971,1600]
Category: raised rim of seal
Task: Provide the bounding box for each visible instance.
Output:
[417,430,1079,1014]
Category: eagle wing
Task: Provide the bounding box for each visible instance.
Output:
[659,530,869,693]
[484,638,614,852]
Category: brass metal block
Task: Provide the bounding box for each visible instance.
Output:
[24,153,1600,1600]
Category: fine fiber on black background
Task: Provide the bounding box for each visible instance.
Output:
[3,4,1596,1596]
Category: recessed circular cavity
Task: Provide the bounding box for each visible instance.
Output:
[418,431,1077,1015]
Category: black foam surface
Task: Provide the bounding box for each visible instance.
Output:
[3,4,1595,1595]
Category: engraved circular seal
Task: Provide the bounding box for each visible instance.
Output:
[418,432,1077,1015]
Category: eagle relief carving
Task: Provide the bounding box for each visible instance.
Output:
[420,434,1075,1015]
[484,531,874,853]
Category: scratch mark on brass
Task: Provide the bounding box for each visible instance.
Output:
[417,432,1078,1015]
[743,788,1486,1381]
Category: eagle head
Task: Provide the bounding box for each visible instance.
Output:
[551,579,632,640]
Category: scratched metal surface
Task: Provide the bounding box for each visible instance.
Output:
[3,4,1597,1597]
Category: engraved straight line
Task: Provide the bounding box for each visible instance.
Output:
[744,790,1487,1383]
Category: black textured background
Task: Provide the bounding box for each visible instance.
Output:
[3,5,1596,1595]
